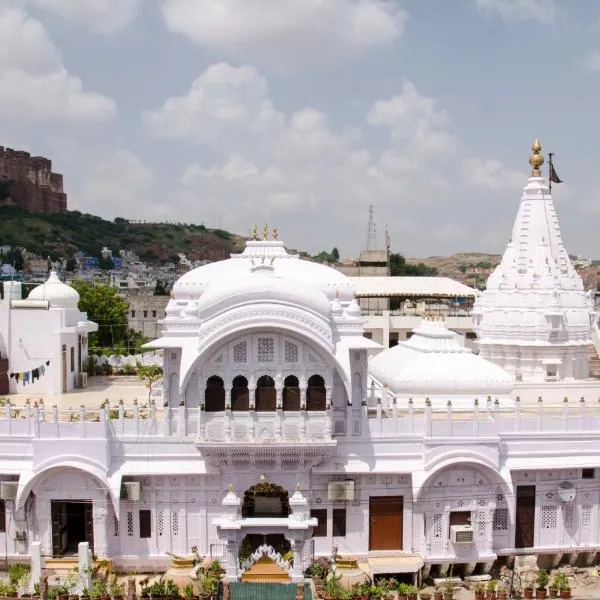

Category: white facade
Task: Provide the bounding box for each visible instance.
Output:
[473,141,592,382]
[0,273,97,395]
[1,148,600,580]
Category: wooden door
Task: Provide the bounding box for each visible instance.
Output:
[515,485,536,548]
[84,502,95,552]
[369,496,403,550]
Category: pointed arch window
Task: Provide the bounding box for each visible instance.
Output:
[307,374,326,411]
[283,375,300,411]
[255,375,276,411]
[231,375,249,411]
[204,376,225,412]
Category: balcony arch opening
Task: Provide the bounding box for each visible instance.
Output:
[255,375,276,411]
[283,375,300,411]
[242,477,290,518]
[231,375,249,411]
[204,375,225,412]
[307,374,326,411]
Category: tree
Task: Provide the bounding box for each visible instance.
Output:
[331,247,340,261]
[137,362,163,402]
[389,252,438,277]
[153,280,170,296]
[71,281,129,351]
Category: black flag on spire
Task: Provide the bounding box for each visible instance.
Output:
[550,162,562,184]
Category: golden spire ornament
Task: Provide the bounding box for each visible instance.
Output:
[528,138,544,177]
[272,225,279,240]
[251,224,258,240]
[263,223,269,240]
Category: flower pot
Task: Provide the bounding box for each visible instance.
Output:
[408,595,417,600]
[559,591,570,599]
[524,590,534,600]
[486,593,497,600]
[548,589,558,599]
[443,593,453,600]
[536,590,547,600]
[498,592,507,600]
[475,593,485,600]
[433,593,443,600]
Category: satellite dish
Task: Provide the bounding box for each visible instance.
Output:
[557,481,576,503]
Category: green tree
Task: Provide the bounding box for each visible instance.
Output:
[137,362,163,402]
[153,280,170,296]
[389,252,438,277]
[71,281,129,351]
[331,247,340,261]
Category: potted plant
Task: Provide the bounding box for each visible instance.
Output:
[420,590,432,600]
[523,576,535,600]
[81,588,91,600]
[398,583,410,600]
[474,583,486,600]
[536,570,549,600]
[323,577,343,600]
[486,579,498,600]
[443,578,454,600]
[548,576,559,599]
[498,583,508,600]
[433,585,443,600]
[554,574,570,599]
[407,585,418,600]
[109,578,125,600]
[183,583,196,600]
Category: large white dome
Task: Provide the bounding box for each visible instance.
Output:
[28,271,80,309]
[172,240,353,303]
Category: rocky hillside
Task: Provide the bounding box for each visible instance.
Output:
[406,252,501,285]
[0,206,246,263]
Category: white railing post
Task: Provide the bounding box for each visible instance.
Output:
[32,402,40,438]
[515,397,521,432]
[562,397,569,432]
[580,397,586,431]
[392,398,398,434]
[537,396,544,432]
[197,406,203,439]
[163,406,170,437]
[79,405,86,438]
[133,400,140,436]
[376,398,382,435]
[178,403,186,437]
[6,400,12,435]
[149,400,156,435]
[473,399,480,436]
[408,399,414,434]
[118,400,125,436]
[53,404,59,437]
[39,399,45,422]
[446,400,453,437]
[425,398,432,437]
[25,400,31,437]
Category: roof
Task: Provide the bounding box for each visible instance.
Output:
[348,276,478,298]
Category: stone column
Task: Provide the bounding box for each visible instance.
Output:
[30,541,43,593]
[226,538,241,581]
[275,382,283,441]
[78,542,92,592]
[92,500,108,557]
[290,537,305,582]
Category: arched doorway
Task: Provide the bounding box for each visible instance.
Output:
[307,374,326,410]
[205,375,225,412]
[283,375,300,411]
[242,479,290,518]
[255,375,276,411]
[231,375,249,411]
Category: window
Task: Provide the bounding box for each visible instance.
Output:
[131,310,136,318]
[583,468,595,479]
[139,509,151,538]
[449,510,471,536]
[493,508,509,531]
[311,509,327,537]
[152,310,157,318]
[333,508,346,537]
[0,500,5,532]
[257,337,275,362]
[70,347,75,372]
[143,310,148,318]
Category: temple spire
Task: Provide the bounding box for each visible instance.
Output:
[528,138,544,177]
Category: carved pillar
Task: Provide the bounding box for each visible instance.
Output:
[290,537,305,582]
[225,388,231,410]
[325,386,333,438]
[93,500,108,557]
[275,383,283,441]
[299,384,307,410]
[226,538,241,581]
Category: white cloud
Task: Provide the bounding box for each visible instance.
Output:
[161,0,408,69]
[367,80,455,155]
[582,51,600,72]
[474,0,556,23]
[77,150,155,218]
[0,7,116,122]
[462,157,525,191]
[142,63,283,143]
[29,0,142,34]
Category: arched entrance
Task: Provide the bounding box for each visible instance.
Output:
[242,478,290,518]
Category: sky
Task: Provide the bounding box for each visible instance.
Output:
[0,0,599,259]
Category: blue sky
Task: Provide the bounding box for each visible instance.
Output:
[1,0,599,259]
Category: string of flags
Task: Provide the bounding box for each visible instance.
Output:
[9,361,51,385]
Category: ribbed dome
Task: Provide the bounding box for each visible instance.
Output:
[28,271,80,309]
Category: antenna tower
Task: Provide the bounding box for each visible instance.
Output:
[366,204,377,250]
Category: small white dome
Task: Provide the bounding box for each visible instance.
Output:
[28,271,80,309]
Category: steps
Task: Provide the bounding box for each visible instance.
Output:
[240,556,290,583]
[230,582,312,600]
[44,557,79,575]
[588,344,600,378]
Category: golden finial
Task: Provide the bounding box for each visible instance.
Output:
[263,223,269,240]
[528,138,544,177]
[296,482,301,492]
[272,225,279,240]
[228,483,234,493]
[251,224,258,240]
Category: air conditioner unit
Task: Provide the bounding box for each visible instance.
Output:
[76,372,88,389]
[121,481,141,502]
[450,525,474,544]
[328,480,355,502]
[15,530,27,542]
[0,481,18,501]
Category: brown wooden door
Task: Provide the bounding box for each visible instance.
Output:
[369,496,403,550]
[515,485,536,548]
[84,502,95,552]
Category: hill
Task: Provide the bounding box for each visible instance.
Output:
[406,252,501,284]
[0,206,246,263]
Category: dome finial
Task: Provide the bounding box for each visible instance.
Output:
[529,138,544,177]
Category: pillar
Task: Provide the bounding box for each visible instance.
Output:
[78,542,92,592]
[290,538,305,582]
[30,541,43,593]
[92,501,108,557]
[226,538,241,581]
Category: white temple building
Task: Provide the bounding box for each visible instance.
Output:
[0,272,96,395]
[1,142,600,582]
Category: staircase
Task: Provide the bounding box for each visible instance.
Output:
[43,556,79,575]
[241,556,290,583]
[229,582,312,600]
[588,343,600,378]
